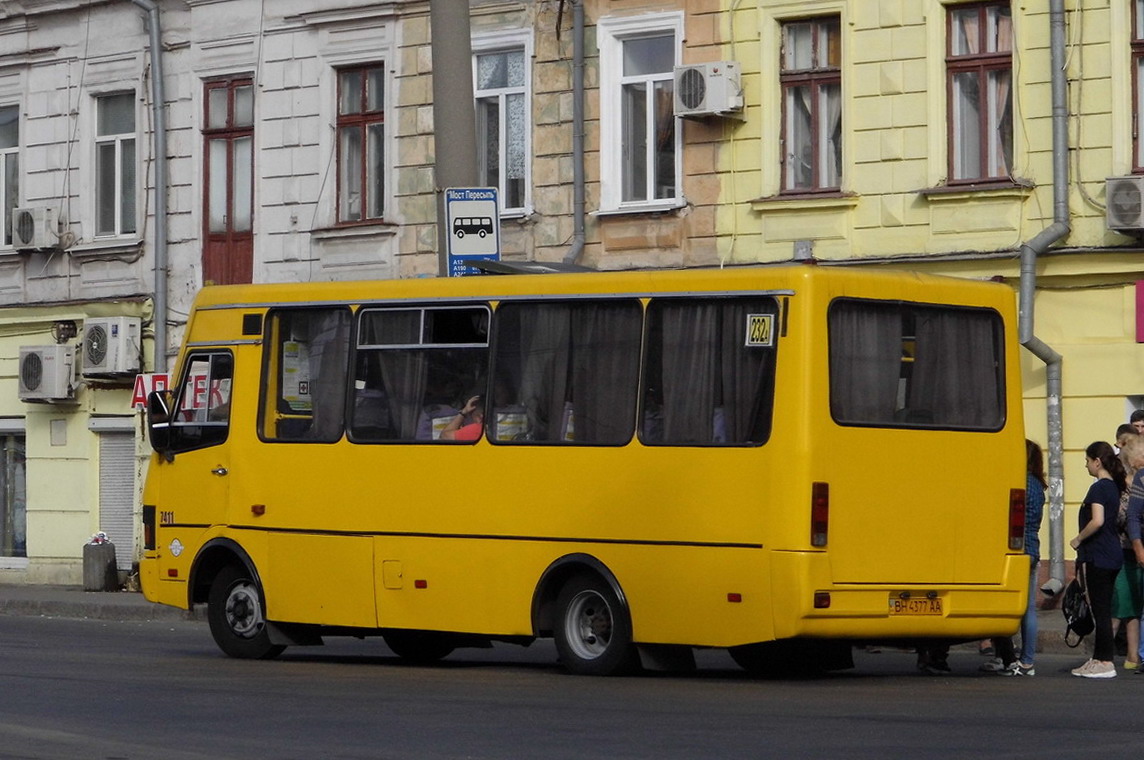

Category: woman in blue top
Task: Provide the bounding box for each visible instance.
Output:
[1069,441,1127,679]
[993,440,1046,676]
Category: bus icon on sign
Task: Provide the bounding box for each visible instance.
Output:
[453,217,493,239]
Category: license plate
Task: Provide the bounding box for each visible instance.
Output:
[888,596,943,615]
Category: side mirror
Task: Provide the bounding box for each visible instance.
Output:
[146,390,174,456]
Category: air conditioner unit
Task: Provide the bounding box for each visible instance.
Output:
[18,345,75,403]
[10,206,61,250]
[1107,176,1144,233]
[82,316,142,377]
[673,61,743,119]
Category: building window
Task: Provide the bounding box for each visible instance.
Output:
[1134,1,1144,170]
[337,64,385,224]
[0,434,26,559]
[0,107,17,248]
[781,17,842,192]
[474,47,529,214]
[202,78,255,285]
[947,2,1013,182]
[597,13,683,211]
[95,92,137,236]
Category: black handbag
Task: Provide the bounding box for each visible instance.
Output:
[1062,573,1095,648]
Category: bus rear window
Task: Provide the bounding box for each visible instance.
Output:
[828,299,1004,430]
[640,297,779,446]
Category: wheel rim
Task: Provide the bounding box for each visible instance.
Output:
[224,581,266,640]
[563,589,613,660]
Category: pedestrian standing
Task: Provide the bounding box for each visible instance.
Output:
[1069,441,1128,679]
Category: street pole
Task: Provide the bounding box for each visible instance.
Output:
[429,1,479,276]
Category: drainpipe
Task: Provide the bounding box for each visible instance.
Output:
[562,0,586,265]
[1021,0,1069,594]
[130,0,169,373]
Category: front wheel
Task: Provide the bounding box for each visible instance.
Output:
[207,565,285,660]
[553,574,638,676]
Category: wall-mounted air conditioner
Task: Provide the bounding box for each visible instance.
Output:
[673,61,743,119]
[82,316,142,378]
[18,345,75,402]
[1107,176,1144,233]
[10,206,61,250]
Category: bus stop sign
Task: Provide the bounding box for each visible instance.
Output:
[445,187,500,277]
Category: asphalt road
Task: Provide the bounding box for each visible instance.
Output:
[1,613,1142,760]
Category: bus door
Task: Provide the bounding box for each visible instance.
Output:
[150,351,236,533]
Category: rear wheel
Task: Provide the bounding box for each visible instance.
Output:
[207,565,285,660]
[382,630,456,664]
[553,574,638,676]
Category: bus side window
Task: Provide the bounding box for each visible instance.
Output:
[259,308,352,442]
[640,297,778,447]
[490,299,641,445]
[350,305,490,443]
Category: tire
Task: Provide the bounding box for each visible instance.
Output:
[207,565,285,660]
[553,574,638,676]
[382,630,456,664]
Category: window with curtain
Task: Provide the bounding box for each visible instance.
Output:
[641,297,779,446]
[204,78,254,236]
[491,300,642,445]
[337,64,385,224]
[350,306,489,443]
[947,2,1013,182]
[781,16,842,192]
[261,309,352,442]
[475,47,528,213]
[828,299,1005,430]
[95,92,137,236]
[0,106,17,248]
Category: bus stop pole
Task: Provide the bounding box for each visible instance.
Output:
[430,1,479,277]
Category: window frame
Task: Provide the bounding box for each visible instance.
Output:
[596,12,684,213]
[203,77,255,237]
[472,30,533,217]
[94,91,138,238]
[335,63,387,226]
[945,1,1014,184]
[780,16,843,194]
[0,105,17,249]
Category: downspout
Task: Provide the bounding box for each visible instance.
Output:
[130,0,169,373]
[1021,0,1069,594]
[562,0,586,265]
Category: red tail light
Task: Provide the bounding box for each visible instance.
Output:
[811,482,829,547]
[1009,488,1026,551]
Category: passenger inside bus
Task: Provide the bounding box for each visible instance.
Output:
[440,395,484,441]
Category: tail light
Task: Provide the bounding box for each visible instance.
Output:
[143,504,156,551]
[1008,488,1026,551]
[811,482,829,547]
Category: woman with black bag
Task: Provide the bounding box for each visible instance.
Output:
[1069,441,1128,679]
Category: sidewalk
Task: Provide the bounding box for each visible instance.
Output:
[0,584,1084,654]
[0,584,203,622]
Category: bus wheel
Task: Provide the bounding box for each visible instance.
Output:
[382,631,455,664]
[207,565,285,660]
[554,574,638,676]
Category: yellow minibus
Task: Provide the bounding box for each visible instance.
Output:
[141,264,1028,675]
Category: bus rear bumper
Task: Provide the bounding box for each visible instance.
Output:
[769,551,1029,641]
